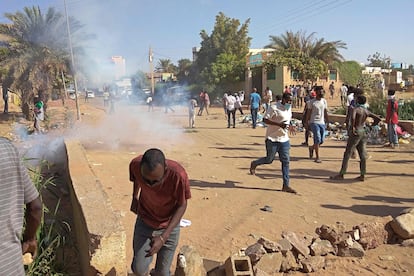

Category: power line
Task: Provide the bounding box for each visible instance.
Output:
[253,0,332,35]
[253,0,352,39]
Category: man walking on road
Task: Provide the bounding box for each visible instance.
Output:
[249,87,261,129]
[249,93,297,194]
[330,95,381,181]
[304,86,329,163]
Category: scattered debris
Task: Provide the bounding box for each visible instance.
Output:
[178,212,414,274]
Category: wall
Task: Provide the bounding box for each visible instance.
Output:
[66,141,127,275]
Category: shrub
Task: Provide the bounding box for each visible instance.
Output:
[24,160,70,275]
[369,99,414,121]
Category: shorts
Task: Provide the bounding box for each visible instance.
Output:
[310,123,326,145]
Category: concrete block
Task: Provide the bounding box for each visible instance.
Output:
[224,256,254,276]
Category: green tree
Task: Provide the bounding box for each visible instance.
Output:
[193,12,251,95]
[335,60,362,86]
[266,31,346,66]
[176,58,192,84]
[0,6,88,119]
[264,48,327,83]
[156,58,177,74]
[367,52,390,68]
[265,30,346,82]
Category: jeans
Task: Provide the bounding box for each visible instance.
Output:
[339,129,367,176]
[309,123,326,145]
[131,217,180,276]
[387,123,398,145]
[251,108,259,128]
[251,139,290,187]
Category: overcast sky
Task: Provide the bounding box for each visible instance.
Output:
[1,0,413,74]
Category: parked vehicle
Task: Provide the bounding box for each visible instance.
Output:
[86,90,95,98]
[67,89,80,100]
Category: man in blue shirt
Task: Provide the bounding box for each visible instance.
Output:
[249,88,261,129]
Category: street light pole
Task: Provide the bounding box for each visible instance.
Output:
[149,46,154,95]
[63,0,81,121]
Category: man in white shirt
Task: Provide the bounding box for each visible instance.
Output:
[249,93,297,193]
[225,93,237,128]
[340,84,348,107]
[262,87,273,112]
[304,86,329,163]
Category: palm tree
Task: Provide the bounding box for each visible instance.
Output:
[0,6,87,119]
[156,59,176,73]
[266,30,346,66]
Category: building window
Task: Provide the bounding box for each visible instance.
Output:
[291,70,299,80]
[267,69,275,80]
[329,70,337,81]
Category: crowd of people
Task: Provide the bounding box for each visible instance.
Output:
[0,81,405,275]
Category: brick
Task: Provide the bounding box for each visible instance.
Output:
[224,256,254,276]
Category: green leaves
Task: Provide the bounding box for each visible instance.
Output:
[265,31,346,82]
[194,12,251,93]
[0,5,90,119]
[336,61,362,86]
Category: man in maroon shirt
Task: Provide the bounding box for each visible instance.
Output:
[385,89,399,148]
[129,148,191,276]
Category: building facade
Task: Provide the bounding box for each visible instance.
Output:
[245,49,341,95]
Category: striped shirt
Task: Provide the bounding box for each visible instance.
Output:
[0,138,39,275]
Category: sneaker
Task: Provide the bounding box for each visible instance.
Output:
[282,186,297,194]
[249,162,256,175]
[308,146,314,159]
[314,159,322,163]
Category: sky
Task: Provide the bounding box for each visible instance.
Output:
[1,0,413,75]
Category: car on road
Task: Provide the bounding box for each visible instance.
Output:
[67,89,80,100]
[86,90,95,98]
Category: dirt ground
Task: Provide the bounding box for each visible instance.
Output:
[1,93,414,275]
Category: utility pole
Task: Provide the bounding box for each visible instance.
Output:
[149,46,154,95]
[64,0,81,120]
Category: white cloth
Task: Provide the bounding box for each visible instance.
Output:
[340,85,348,97]
[264,102,292,143]
[188,99,197,114]
[346,93,354,107]
[225,95,236,111]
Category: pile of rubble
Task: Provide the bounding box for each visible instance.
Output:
[175,208,414,275]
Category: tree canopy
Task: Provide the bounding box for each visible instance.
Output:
[0,6,89,118]
[192,12,251,93]
[367,52,390,68]
[156,58,177,73]
[265,30,346,82]
[335,60,362,86]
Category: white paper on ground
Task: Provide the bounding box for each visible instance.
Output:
[180,219,191,227]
